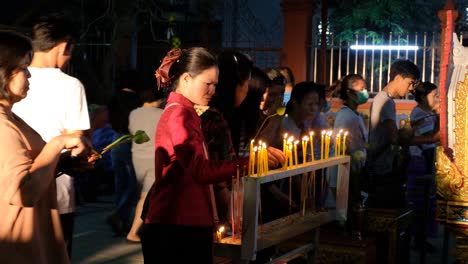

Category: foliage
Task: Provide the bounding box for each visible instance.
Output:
[329,0,442,43]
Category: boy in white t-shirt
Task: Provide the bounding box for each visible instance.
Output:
[12,14,90,259]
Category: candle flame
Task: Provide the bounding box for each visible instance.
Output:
[218,226,225,233]
[294,140,300,145]
[321,130,326,135]
[284,133,288,139]
[302,136,309,141]
[344,131,349,136]
[309,131,314,136]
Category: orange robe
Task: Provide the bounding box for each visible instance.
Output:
[0,105,68,264]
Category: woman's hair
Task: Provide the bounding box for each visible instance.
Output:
[278,66,295,86]
[240,66,271,144]
[211,50,253,112]
[329,74,365,101]
[263,67,286,115]
[155,47,217,91]
[0,31,32,100]
[412,81,437,104]
[286,81,325,114]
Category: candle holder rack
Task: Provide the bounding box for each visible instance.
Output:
[214,155,350,263]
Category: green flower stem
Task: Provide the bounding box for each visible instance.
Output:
[98,130,150,156]
[253,113,278,141]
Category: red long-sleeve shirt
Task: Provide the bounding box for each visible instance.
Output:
[145,92,248,226]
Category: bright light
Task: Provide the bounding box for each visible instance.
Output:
[350,45,419,51]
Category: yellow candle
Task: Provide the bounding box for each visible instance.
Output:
[324,131,330,159]
[262,143,268,173]
[283,133,288,153]
[252,146,258,175]
[343,131,348,155]
[288,144,293,169]
[327,130,332,159]
[336,133,341,157]
[302,136,309,164]
[309,131,315,162]
[321,130,326,160]
[257,145,262,175]
[294,140,299,166]
[216,225,225,242]
[338,129,343,156]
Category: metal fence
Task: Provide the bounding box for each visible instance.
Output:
[311,32,441,94]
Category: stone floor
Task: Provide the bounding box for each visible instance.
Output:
[71,196,454,263]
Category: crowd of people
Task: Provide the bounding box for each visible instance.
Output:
[0,13,441,264]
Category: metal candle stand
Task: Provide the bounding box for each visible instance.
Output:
[214,156,350,263]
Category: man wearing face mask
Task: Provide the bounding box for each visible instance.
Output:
[333,74,369,208]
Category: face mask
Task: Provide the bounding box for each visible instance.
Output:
[356,90,369,105]
[283,91,291,104]
[322,101,331,113]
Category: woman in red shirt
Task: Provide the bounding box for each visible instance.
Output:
[140,47,284,263]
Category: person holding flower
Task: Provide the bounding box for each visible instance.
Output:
[0,31,92,264]
[140,47,284,263]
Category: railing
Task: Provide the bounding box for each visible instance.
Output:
[311,32,442,93]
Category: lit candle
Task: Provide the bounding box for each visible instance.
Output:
[287,136,294,168]
[321,130,326,160]
[216,225,225,242]
[294,140,299,166]
[302,136,309,164]
[283,133,288,154]
[343,131,348,155]
[335,132,341,157]
[258,144,263,176]
[309,131,315,162]
[252,146,258,175]
[262,143,268,173]
[326,130,333,159]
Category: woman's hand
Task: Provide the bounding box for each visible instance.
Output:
[61,133,92,158]
[267,146,286,169]
[56,134,96,173]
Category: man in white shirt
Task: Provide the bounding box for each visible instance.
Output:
[13,14,90,259]
[368,59,420,208]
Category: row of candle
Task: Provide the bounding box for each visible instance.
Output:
[282,129,349,167]
[248,140,269,176]
[247,130,349,175]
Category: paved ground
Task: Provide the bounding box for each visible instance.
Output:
[71,196,452,264]
[71,196,143,264]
